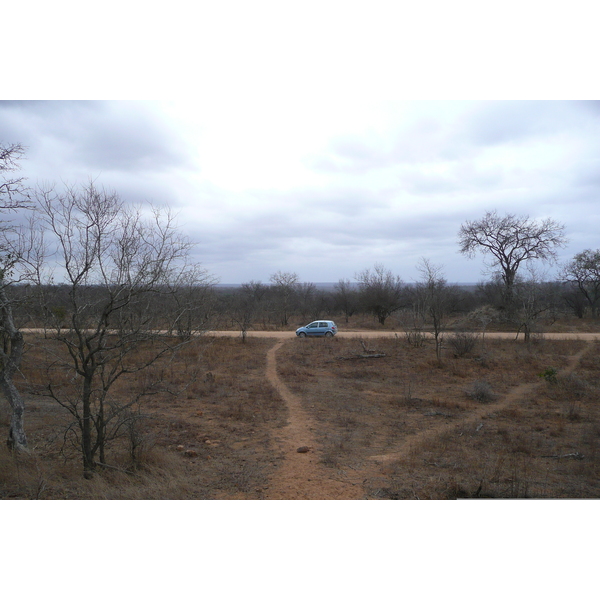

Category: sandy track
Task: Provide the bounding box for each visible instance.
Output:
[368,343,594,465]
[208,330,600,340]
[261,334,596,499]
[262,341,364,499]
[23,327,600,341]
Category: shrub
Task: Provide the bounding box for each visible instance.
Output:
[405,330,426,347]
[465,380,496,403]
[448,332,478,357]
[538,367,558,384]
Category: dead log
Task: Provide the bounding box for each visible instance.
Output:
[424,410,453,418]
[542,452,584,460]
[337,353,387,360]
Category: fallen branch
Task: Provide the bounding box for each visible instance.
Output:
[337,353,387,360]
[95,461,135,475]
[424,410,453,418]
[423,459,458,468]
[541,452,584,460]
[360,340,378,354]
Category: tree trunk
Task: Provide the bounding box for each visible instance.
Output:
[0,283,27,450]
[98,396,106,465]
[81,377,95,478]
[502,267,518,312]
[0,376,27,450]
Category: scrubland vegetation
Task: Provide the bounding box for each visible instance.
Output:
[2,321,599,499]
[2,142,600,499]
[277,334,600,499]
[1,337,283,499]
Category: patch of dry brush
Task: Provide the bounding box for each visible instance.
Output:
[3,334,599,499]
[1,336,285,499]
[277,336,600,498]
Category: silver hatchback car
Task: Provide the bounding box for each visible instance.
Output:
[295,320,338,337]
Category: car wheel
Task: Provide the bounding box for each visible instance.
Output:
[298,332,307,337]
[325,331,333,337]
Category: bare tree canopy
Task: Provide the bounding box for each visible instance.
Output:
[334,278,359,323]
[269,271,299,326]
[0,142,31,450]
[355,263,404,325]
[458,210,566,304]
[414,258,457,361]
[0,142,30,210]
[561,249,600,318]
[24,181,215,477]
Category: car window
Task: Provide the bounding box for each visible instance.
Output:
[307,323,317,328]
[319,322,327,327]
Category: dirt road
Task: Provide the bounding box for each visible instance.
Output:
[23,327,600,341]
[208,330,600,340]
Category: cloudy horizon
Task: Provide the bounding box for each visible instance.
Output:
[4,4,600,288]
[2,99,599,286]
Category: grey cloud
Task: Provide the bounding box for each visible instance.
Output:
[306,101,600,178]
[284,188,391,216]
[400,162,506,196]
[570,159,600,191]
[305,110,462,174]
[458,101,600,149]
[6,100,598,285]
[458,102,555,147]
[575,100,600,117]
[188,192,478,283]
[0,101,191,175]
[189,187,463,270]
[306,137,386,174]
[401,172,461,195]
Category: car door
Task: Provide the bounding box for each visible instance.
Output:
[306,322,319,336]
[316,322,329,335]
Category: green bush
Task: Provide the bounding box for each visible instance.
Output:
[539,367,558,384]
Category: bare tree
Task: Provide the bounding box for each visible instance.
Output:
[467,305,499,351]
[242,280,269,328]
[0,142,30,210]
[458,210,566,307]
[355,263,404,326]
[513,267,553,343]
[168,265,216,339]
[269,271,299,326]
[297,281,317,320]
[26,181,214,477]
[0,142,33,450]
[0,274,27,450]
[414,259,456,362]
[333,279,359,324]
[561,249,600,318]
[562,282,587,319]
[227,282,265,342]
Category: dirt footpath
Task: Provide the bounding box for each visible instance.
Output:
[262,341,364,499]
[260,337,596,500]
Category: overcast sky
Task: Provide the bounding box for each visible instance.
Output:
[6,0,598,579]
[4,2,599,285]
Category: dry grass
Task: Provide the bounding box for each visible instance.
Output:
[2,332,599,499]
[1,336,285,499]
[276,336,600,498]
